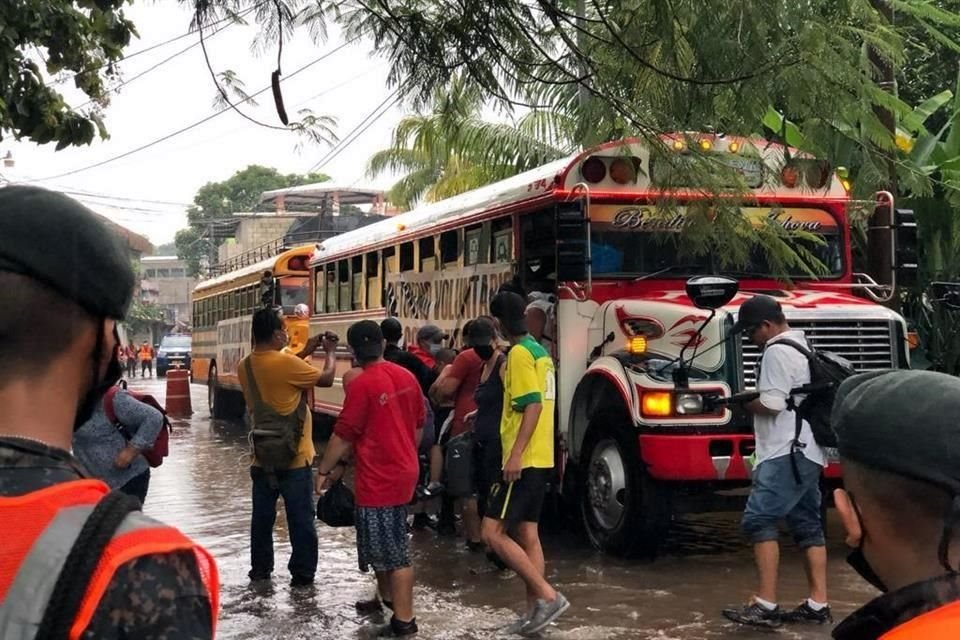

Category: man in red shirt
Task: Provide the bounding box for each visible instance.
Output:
[430,319,489,549]
[317,320,425,638]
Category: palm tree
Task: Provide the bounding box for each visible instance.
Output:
[368,78,575,209]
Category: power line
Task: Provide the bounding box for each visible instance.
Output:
[50,7,265,87]
[33,39,357,182]
[307,88,403,173]
[71,9,252,111]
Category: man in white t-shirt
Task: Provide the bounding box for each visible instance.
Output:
[722,295,830,629]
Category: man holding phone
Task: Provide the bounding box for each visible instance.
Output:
[238,308,339,587]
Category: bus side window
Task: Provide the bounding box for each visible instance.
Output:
[325,264,337,313]
[492,217,513,264]
[419,236,436,272]
[400,242,414,272]
[383,246,397,274]
[521,209,557,292]
[440,230,461,268]
[319,267,327,312]
[352,255,364,310]
[465,224,487,266]
[366,251,381,308]
[338,259,351,313]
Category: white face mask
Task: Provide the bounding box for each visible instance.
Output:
[428,343,442,356]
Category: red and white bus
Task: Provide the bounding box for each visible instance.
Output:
[306,135,909,556]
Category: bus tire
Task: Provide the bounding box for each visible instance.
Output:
[208,364,226,419]
[579,419,671,559]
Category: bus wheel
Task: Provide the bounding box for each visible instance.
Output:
[580,423,671,559]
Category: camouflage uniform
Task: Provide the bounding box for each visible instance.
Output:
[834,573,960,639]
[0,437,214,639]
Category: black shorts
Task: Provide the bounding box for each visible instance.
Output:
[486,467,550,524]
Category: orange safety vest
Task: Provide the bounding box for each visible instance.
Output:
[881,599,960,639]
[0,479,219,639]
[139,346,153,362]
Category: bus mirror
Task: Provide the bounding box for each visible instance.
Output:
[555,202,589,282]
[685,275,739,310]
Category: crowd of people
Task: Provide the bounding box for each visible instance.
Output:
[4,186,960,639]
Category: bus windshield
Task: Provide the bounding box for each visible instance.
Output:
[589,205,844,279]
[278,276,309,314]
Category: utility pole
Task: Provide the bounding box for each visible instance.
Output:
[867,0,896,289]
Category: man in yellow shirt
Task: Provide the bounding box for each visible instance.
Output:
[482,291,569,636]
[238,307,338,587]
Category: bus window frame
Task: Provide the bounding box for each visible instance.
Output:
[351,255,364,310]
[492,216,513,265]
[366,250,382,309]
[440,229,461,268]
[400,241,415,273]
[325,263,338,313]
[338,259,351,313]
[464,224,488,266]
[419,236,437,272]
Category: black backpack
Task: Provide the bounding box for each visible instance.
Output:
[771,338,856,454]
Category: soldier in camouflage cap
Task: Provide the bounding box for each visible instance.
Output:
[0,186,218,638]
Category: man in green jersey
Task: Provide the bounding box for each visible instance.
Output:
[482,291,569,636]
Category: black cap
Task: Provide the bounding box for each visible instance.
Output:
[467,317,496,344]
[416,324,448,343]
[833,370,960,495]
[0,186,134,319]
[381,317,403,343]
[348,320,385,361]
[732,295,783,334]
[490,291,528,336]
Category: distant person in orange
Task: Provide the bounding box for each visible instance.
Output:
[139,341,154,378]
[125,341,138,378]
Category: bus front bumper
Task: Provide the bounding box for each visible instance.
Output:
[639,434,841,482]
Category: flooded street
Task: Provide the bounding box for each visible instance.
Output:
[136,378,874,639]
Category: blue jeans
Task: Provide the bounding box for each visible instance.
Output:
[742,452,825,549]
[250,465,318,580]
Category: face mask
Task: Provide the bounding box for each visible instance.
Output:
[845,493,889,592]
[474,345,495,360]
[428,343,442,356]
[74,323,123,430]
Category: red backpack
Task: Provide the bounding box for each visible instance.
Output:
[104,381,171,467]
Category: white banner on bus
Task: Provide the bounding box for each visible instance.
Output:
[385,264,513,345]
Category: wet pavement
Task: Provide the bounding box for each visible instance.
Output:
[133,377,875,639]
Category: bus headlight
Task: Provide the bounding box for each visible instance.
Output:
[675,392,705,415]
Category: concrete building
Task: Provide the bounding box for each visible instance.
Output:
[140,256,196,333]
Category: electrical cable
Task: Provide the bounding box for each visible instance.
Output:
[32,39,357,182]
[71,8,255,111]
[306,88,403,173]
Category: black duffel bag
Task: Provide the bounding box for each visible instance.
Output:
[317,479,355,527]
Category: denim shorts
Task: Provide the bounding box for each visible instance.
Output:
[742,452,825,548]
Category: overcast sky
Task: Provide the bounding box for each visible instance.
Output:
[2,3,406,246]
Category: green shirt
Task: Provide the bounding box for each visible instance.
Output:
[501,335,556,469]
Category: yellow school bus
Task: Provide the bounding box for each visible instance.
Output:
[191,246,313,418]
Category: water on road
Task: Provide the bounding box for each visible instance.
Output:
[133,378,874,639]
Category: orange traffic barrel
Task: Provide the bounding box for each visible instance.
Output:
[165,369,192,418]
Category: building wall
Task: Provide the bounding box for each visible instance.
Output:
[141,256,197,332]
[219,216,304,262]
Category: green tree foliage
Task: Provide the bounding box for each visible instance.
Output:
[368,78,572,208]
[0,1,136,147]
[175,165,330,276]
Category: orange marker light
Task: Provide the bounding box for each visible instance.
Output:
[908,331,921,350]
[627,335,647,354]
[641,391,672,417]
[672,139,686,151]
[699,139,713,151]
[728,141,740,153]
